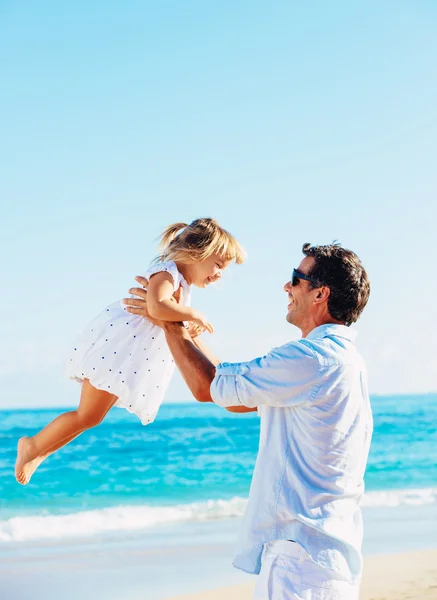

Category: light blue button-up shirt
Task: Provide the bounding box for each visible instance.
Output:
[210,324,373,584]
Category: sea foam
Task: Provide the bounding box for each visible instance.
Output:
[0,496,247,543]
[1,488,436,543]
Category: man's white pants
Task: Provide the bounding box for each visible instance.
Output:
[252,541,360,600]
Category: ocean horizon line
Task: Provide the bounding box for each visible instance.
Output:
[1,391,437,412]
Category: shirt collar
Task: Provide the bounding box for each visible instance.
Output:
[306,323,358,342]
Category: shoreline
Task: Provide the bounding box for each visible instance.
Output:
[2,517,437,600]
[3,544,435,599]
[164,548,437,600]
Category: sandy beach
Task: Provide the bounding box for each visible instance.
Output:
[164,549,437,600]
[1,512,437,599]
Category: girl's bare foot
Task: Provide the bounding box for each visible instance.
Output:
[15,437,43,485]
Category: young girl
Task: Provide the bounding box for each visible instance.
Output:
[15,217,245,485]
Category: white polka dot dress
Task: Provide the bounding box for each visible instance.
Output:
[66,261,191,425]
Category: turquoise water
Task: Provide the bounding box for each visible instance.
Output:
[1,394,436,543]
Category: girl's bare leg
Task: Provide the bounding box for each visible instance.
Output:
[15,431,84,485]
[15,379,117,485]
[23,419,102,472]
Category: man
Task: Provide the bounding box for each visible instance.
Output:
[124,242,372,600]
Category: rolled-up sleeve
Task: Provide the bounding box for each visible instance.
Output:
[210,341,320,408]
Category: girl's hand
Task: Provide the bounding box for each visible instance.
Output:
[185,322,203,339]
[191,312,214,334]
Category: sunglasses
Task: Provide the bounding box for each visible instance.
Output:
[291,268,320,287]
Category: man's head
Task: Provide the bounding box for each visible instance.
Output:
[284,243,370,336]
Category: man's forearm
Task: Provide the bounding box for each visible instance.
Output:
[164,323,216,402]
[193,336,221,366]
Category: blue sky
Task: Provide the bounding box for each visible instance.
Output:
[1,1,436,408]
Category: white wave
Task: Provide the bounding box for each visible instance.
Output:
[361,487,437,508]
[0,496,248,543]
[1,488,436,544]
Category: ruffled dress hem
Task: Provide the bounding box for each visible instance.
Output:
[67,374,157,425]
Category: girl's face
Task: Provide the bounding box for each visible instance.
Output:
[183,253,230,288]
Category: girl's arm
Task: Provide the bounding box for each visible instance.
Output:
[147,272,213,333]
[123,281,256,414]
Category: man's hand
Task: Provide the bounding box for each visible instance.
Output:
[124,276,249,412]
[123,276,182,327]
[123,275,217,405]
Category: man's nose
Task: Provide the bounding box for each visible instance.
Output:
[284,281,292,292]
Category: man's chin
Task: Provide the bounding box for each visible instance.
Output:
[287,309,301,325]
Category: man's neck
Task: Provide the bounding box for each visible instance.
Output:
[300,317,345,338]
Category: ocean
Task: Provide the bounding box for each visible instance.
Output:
[1,395,437,599]
[1,394,436,543]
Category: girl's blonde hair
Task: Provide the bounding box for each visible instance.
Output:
[156,217,246,265]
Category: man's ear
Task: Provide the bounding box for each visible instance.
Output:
[313,285,330,305]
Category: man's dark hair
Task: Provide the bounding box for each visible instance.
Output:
[302,242,370,325]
